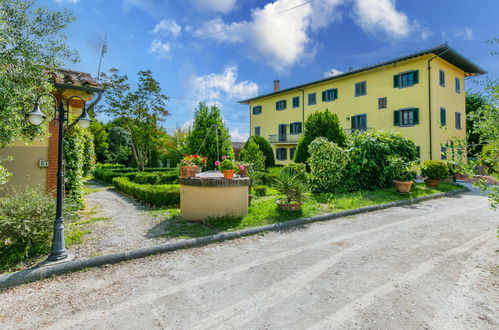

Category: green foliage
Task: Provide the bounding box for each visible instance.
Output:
[0,158,12,186]
[63,125,85,208]
[218,158,236,171]
[112,177,180,207]
[285,163,308,183]
[419,160,450,180]
[480,144,499,174]
[240,139,265,172]
[0,187,77,269]
[89,121,109,164]
[272,168,308,204]
[242,136,275,168]
[308,137,349,193]
[0,0,78,147]
[95,163,125,169]
[82,129,96,177]
[107,126,132,165]
[98,68,170,170]
[347,130,418,190]
[466,92,488,156]
[93,167,176,184]
[252,185,267,197]
[294,110,347,164]
[387,156,417,182]
[186,102,234,169]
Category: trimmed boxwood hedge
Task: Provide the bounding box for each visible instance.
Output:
[93,168,177,184]
[112,177,180,207]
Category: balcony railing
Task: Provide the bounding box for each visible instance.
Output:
[268,134,302,143]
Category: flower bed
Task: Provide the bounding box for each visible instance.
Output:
[112,177,180,207]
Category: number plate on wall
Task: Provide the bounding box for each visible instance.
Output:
[38,160,49,168]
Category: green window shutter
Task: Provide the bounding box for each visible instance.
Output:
[333,89,338,99]
[394,74,400,88]
[413,70,419,84]
[413,108,419,124]
[440,108,446,126]
[275,101,279,110]
[322,91,326,101]
[394,110,400,126]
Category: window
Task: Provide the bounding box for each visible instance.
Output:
[276,148,287,161]
[441,146,447,160]
[308,93,316,105]
[355,81,367,96]
[440,107,446,126]
[252,105,262,115]
[455,112,462,129]
[276,100,287,111]
[455,77,461,93]
[290,147,296,161]
[439,70,445,87]
[394,108,419,126]
[322,88,338,102]
[254,126,261,136]
[292,96,300,108]
[351,114,367,132]
[278,124,287,142]
[289,122,302,134]
[394,70,419,88]
[378,97,387,109]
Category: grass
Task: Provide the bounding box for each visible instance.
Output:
[71,216,110,227]
[157,183,462,239]
[66,229,91,246]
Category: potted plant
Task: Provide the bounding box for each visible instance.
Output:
[272,168,308,212]
[180,154,198,178]
[216,156,236,179]
[192,155,208,173]
[388,156,417,193]
[419,160,450,188]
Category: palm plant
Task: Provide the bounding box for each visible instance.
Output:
[272,168,308,204]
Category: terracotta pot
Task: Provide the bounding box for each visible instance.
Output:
[223,170,235,179]
[238,167,248,177]
[180,165,198,178]
[424,178,441,188]
[276,199,302,212]
[393,180,413,193]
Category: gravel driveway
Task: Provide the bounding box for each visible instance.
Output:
[0,191,497,329]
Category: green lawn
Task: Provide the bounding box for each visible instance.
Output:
[152,183,463,239]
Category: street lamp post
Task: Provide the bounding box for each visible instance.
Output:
[28,94,92,262]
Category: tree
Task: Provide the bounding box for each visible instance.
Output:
[107,126,132,165]
[98,68,169,171]
[89,121,109,164]
[163,127,189,167]
[242,136,275,169]
[0,0,78,147]
[294,110,347,164]
[240,139,265,172]
[466,92,487,156]
[186,102,234,169]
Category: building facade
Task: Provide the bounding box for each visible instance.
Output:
[240,44,485,165]
[0,69,103,193]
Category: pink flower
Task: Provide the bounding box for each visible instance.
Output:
[222,156,227,160]
[215,161,221,166]
[239,165,245,170]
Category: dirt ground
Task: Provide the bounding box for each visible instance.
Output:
[0,191,497,329]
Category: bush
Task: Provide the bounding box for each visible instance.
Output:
[95,163,125,169]
[272,168,308,204]
[0,188,76,269]
[420,160,450,180]
[93,167,176,184]
[240,139,265,172]
[347,130,418,190]
[242,136,275,168]
[252,185,267,197]
[294,110,347,164]
[308,137,349,193]
[112,177,180,207]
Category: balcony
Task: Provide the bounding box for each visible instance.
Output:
[268,134,301,144]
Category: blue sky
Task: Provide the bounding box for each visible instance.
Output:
[46,0,499,141]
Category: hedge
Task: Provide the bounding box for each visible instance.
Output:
[93,167,177,184]
[112,177,180,207]
[95,163,125,169]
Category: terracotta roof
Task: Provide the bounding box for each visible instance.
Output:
[49,68,102,91]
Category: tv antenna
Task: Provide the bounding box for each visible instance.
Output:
[96,32,108,80]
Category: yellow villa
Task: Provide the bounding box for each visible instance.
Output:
[239,44,485,165]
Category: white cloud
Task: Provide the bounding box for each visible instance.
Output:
[149,39,171,58]
[189,0,237,14]
[352,0,428,40]
[229,128,249,142]
[152,19,182,37]
[191,65,259,104]
[455,27,475,40]
[324,68,343,77]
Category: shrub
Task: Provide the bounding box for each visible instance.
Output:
[294,110,347,164]
[240,139,265,172]
[112,177,180,207]
[272,168,308,204]
[285,163,308,183]
[308,137,349,193]
[95,163,125,169]
[387,156,417,182]
[347,130,418,190]
[242,136,275,168]
[93,167,176,184]
[0,188,77,269]
[252,185,267,197]
[420,160,450,180]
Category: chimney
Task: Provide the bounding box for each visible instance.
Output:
[273,80,280,92]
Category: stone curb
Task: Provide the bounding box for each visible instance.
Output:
[0,187,468,291]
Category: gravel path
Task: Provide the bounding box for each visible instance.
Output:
[70,182,174,259]
[0,191,497,329]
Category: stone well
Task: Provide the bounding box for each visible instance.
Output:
[180,176,250,222]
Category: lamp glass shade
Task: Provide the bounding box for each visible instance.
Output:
[28,104,46,126]
[78,118,91,129]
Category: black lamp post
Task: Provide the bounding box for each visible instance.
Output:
[28,94,92,262]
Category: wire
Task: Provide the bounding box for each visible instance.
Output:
[178,0,315,42]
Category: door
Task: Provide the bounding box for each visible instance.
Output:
[278,124,287,142]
